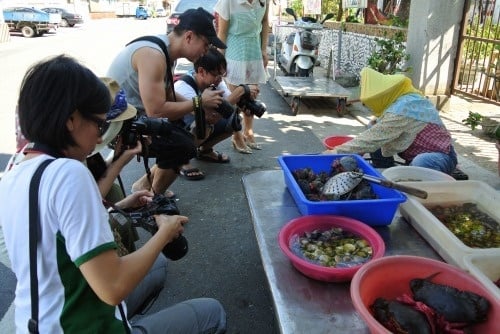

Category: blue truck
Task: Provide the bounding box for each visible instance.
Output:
[3,7,60,37]
[135,6,149,20]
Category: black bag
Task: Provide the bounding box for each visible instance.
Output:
[109,211,139,256]
[148,124,197,166]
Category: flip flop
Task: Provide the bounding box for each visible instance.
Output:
[180,167,205,180]
[197,150,230,163]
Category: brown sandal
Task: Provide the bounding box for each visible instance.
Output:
[197,148,230,163]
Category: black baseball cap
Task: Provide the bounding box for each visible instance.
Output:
[177,7,227,49]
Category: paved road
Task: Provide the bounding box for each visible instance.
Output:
[0,17,349,333]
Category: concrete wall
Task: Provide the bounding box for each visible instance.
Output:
[407,0,466,96]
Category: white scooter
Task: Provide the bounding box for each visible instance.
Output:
[277,8,334,77]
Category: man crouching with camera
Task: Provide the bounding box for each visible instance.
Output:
[174,47,263,180]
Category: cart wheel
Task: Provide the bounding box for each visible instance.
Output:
[291,97,300,116]
[336,98,348,117]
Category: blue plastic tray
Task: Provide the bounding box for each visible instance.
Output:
[277,154,406,226]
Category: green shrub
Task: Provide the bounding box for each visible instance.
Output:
[367,31,411,74]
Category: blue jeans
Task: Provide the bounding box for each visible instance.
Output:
[370,146,458,175]
[410,147,457,174]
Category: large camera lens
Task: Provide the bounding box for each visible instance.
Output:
[132,116,173,138]
[244,99,267,118]
[119,116,174,149]
[162,235,188,260]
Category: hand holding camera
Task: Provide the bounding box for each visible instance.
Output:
[200,87,224,110]
[155,214,188,244]
[124,193,189,260]
[237,84,267,118]
[112,136,143,164]
[193,86,243,139]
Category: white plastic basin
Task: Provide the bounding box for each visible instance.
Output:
[399,180,500,268]
[382,166,456,182]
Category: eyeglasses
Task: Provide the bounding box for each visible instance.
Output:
[86,114,110,137]
[208,70,226,79]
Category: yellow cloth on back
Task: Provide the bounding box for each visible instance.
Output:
[359,67,421,117]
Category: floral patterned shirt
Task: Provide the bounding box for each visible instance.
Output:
[336,112,453,163]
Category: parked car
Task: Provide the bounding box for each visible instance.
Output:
[167,0,217,33]
[156,7,167,17]
[40,7,84,27]
[135,6,149,20]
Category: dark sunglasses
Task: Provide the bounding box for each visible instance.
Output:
[86,114,110,137]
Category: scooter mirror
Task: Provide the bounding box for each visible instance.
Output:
[321,13,335,24]
[285,7,297,21]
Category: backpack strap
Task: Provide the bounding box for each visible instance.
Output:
[126,36,176,102]
[177,74,201,96]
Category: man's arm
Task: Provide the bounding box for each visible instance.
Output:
[132,47,223,120]
[217,15,229,55]
[260,1,270,68]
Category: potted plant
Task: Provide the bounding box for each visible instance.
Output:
[367,31,411,74]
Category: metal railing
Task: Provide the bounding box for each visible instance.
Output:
[454,0,500,105]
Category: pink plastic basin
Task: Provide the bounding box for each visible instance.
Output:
[278,215,385,282]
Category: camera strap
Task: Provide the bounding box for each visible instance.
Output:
[28,158,55,334]
[28,159,131,334]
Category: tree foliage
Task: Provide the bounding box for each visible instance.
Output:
[289,0,340,19]
[367,31,410,74]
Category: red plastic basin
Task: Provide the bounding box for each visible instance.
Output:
[323,135,353,150]
[350,255,500,334]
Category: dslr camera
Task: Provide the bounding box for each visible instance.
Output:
[211,86,242,132]
[194,87,242,139]
[120,115,173,149]
[237,84,267,118]
[127,194,188,261]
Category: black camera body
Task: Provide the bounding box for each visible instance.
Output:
[128,194,188,261]
[237,84,267,118]
[194,87,242,139]
[211,85,242,133]
[121,115,173,148]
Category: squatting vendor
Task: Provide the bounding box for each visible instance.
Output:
[325,67,458,175]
